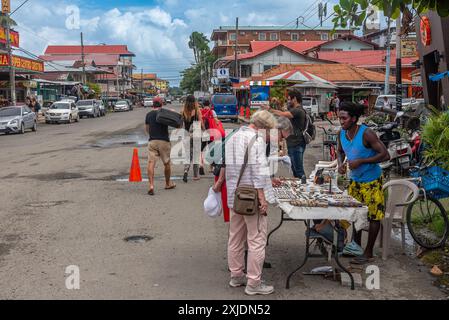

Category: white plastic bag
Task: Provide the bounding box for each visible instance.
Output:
[204,187,222,218]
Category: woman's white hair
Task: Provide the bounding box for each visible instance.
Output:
[276,116,293,133]
[250,110,277,129]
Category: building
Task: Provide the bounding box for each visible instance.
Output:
[214,41,332,79]
[40,45,135,97]
[303,34,379,54]
[211,25,353,58]
[155,78,169,93]
[132,73,169,94]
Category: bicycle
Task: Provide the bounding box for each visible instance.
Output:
[405,163,449,249]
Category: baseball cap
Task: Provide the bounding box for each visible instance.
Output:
[153,97,162,104]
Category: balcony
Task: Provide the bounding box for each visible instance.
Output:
[215,39,228,46]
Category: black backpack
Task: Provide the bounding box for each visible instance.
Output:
[303,113,316,144]
[156,108,182,128]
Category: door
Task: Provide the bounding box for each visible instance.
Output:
[71,103,78,118]
[23,107,33,129]
[312,98,319,116]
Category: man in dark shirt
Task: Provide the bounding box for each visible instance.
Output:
[264,88,307,178]
[145,98,176,195]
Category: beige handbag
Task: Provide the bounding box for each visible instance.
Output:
[233,135,259,216]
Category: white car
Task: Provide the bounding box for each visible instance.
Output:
[302,97,319,120]
[143,98,153,108]
[114,100,130,112]
[45,101,80,124]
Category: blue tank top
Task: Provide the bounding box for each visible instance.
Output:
[340,124,382,183]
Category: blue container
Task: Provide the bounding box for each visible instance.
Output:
[411,166,449,200]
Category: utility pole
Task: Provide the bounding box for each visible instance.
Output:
[395,14,402,111]
[234,17,239,79]
[4,11,16,105]
[80,32,86,84]
[384,18,392,95]
[141,68,143,95]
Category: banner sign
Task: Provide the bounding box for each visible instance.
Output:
[250,85,270,108]
[0,54,45,72]
[2,0,10,14]
[0,27,20,47]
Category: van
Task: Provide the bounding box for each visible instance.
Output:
[211,93,238,122]
[302,96,319,120]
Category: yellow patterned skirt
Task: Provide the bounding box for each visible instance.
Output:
[348,177,385,221]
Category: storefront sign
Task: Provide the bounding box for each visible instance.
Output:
[420,16,431,46]
[250,85,270,108]
[0,27,19,47]
[2,0,10,13]
[0,54,44,73]
[401,39,418,58]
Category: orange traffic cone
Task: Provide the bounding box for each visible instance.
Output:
[129,148,142,182]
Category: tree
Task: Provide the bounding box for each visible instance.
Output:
[332,0,449,31]
[183,31,215,92]
[180,65,201,94]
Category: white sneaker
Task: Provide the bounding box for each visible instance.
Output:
[244,282,274,295]
[229,276,246,287]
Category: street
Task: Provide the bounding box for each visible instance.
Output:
[0,103,445,299]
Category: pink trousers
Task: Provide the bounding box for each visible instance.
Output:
[227,210,268,287]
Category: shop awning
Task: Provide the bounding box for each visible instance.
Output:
[429,71,449,82]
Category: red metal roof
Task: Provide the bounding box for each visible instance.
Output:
[40,54,120,66]
[317,50,417,68]
[221,40,326,61]
[44,45,134,56]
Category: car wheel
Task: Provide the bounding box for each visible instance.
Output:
[68,115,72,123]
[32,121,37,132]
[20,123,25,134]
[45,120,50,124]
[75,114,79,122]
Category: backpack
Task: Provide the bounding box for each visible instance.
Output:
[303,113,316,144]
[156,108,182,128]
[201,108,225,141]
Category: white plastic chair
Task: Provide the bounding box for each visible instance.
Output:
[380,179,419,260]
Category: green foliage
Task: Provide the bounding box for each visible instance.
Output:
[422,111,449,170]
[333,0,449,31]
[269,80,288,108]
[0,14,17,27]
[86,82,101,97]
[180,65,201,94]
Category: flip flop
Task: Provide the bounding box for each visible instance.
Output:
[350,256,374,265]
[165,183,176,190]
[147,189,154,195]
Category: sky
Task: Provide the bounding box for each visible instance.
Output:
[9,0,377,86]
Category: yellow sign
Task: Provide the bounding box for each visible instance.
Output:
[2,0,10,13]
[0,27,20,47]
[0,54,44,72]
[401,39,418,58]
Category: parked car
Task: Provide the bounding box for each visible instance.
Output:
[302,96,319,121]
[96,100,106,116]
[76,99,100,118]
[59,96,78,103]
[211,93,238,122]
[125,99,134,110]
[165,97,172,104]
[143,98,154,108]
[45,101,79,124]
[114,100,131,112]
[0,106,37,134]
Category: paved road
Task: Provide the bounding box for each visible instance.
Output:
[0,104,445,299]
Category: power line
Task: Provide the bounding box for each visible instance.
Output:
[11,0,31,16]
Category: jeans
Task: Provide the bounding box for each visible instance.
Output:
[288,144,306,178]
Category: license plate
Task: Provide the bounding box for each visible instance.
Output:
[399,157,409,164]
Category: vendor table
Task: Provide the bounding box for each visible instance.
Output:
[269,181,369,290]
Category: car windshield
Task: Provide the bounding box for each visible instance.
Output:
[213,95,237,105]
[76,101,94,106]
[302,99,311,106]
[0,108,21,117]
[116,101,127,105]
[376,97,395,107]
[50,103,70,110]
[144,99,152,101]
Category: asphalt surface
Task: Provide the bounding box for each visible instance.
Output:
[0,102,446,299]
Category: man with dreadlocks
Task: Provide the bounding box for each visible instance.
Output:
[337,102,390,264]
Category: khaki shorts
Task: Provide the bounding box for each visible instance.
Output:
[148,140,171,164]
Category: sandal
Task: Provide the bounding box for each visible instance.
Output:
[165,183,176,190]
[147,189,154,196]
[183,172,188,183]
[350,255,374,265]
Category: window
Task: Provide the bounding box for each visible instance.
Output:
[258,32,266,41]
[332,33,339,40]
[277,47,283,56]
[229,33,236,41]
[321,33,329,41]
[291,33,299,41]
[263,65,276,72]
[270,33,278,41]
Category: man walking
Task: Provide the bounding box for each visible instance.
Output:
[337,102,389,264]
[264,88,307,178]
[145,97,176,195]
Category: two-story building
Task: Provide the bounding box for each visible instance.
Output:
[211,25,353,58]
[40,45,135,97]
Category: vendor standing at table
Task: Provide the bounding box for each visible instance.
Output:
[337,102,390,264]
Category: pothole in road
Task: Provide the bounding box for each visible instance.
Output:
[85,133,148,149]
[124,235,153,243]
[21,172,85,181]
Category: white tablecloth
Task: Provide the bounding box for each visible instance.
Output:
[278,202,369,231]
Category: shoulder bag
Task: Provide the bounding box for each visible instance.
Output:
[233,135,259,216]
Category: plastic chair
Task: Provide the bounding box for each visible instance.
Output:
[380,179,419,260]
